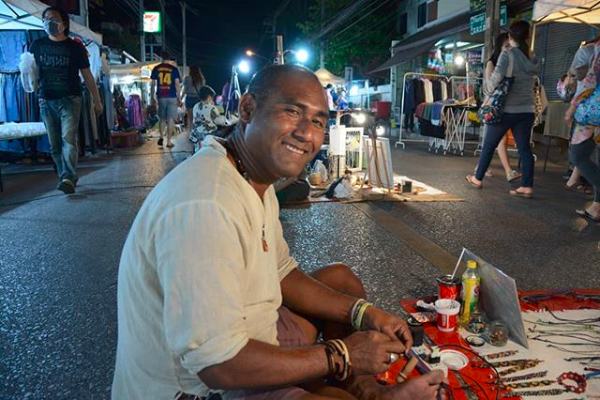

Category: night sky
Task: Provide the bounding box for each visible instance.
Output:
[93,0,310,90]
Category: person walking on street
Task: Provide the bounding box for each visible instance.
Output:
[30,6,104,194]
[475,33,521,182]
[150,55,182,148]
[113,64,446,400]
[565,36,600,221]
[181,65,206,130]
[466,20,539,198]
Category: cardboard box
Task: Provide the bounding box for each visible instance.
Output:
[110,130,140,148]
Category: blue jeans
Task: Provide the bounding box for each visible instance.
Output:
[570,136,600,203]
[476,113,535,187]
[39,95,82,182]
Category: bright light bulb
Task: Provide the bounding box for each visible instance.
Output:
[454,55,465,66]
[353,113,366,124]
[245,50,254,57]
[238,60,250,74]
[295,49,309,63]
[376,125,386,136]
[350,85,359,95]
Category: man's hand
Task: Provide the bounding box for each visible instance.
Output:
[177,98,183,108]
[343,331,407,376]
[94,101,104,116]
[361,307,413,350]
[386,371,447,400]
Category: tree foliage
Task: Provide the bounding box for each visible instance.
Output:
[298,0,396,80]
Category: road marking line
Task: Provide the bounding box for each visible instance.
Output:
[353,202,457,274]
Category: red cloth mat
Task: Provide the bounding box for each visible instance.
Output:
[375,289,600,400]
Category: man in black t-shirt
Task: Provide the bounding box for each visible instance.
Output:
[29,6,103,194]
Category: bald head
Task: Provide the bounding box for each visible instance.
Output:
[246,64,325,106]
[237,64,329,181]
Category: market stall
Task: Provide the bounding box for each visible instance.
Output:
[0,0,105,155]
[314,68,345,87]
[394,72,480,156]
[532,0,600,26]
[109,62,160,130]
[375,249,600,400]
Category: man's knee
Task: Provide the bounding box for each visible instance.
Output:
[311,263,366,298]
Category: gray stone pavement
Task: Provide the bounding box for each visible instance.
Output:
[0,133,598,398]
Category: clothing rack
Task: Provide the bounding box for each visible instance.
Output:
[395,72,450,149]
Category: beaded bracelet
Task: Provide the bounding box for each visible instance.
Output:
[557,371,587,394]
[325,339,352,381]
[323,344,335,379]
[350,299,372,331]
[355,301,372,331]
[350,299,367,330]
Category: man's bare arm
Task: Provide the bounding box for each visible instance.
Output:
[198,331,405,390]
[81,68,103,114]
[281,268,357,324]
[198,339,328,390]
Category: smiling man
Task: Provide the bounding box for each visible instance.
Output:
[113,65,445,400]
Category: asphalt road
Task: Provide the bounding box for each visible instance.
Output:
[0,133,598,398]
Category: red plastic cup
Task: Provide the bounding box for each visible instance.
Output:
[437,275,461,301]
[434,299,460,332]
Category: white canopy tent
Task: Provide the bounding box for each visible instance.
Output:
[533,0,600,26]
[109,61,161,84]
[0,0,102,44]
[315,68,345,86]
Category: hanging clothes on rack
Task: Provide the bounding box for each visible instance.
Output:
[126,94,143,128]
[440,82,448,101]
[396,72,451,149]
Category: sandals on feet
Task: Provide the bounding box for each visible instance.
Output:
[465,175,482,189]
[509,188,533,199]
[575,209,600,222]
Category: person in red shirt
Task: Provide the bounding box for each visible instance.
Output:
[150,55,182,148]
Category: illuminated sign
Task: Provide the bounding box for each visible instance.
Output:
[143,12,161,33]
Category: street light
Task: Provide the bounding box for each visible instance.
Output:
[295,49,309,63]
[282,48,310,65]
[238,59,251,74]
[245,49,269,61]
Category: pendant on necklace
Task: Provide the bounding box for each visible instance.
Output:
[262,224,269,252]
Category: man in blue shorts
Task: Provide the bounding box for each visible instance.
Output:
[151,55,182,148]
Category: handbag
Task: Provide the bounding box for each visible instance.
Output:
[574,43,600,126]
[477,50,515,125]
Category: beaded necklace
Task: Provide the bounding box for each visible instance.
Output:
[224,139,269,253]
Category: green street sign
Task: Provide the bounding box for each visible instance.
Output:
[500,4,507,26]
[470,13,485,35]
[470,4,507,36]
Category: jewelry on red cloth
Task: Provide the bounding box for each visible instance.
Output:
[500,388,564,397]
[557,371,587,394]
[483,350,519,360]
[500,370,548,383]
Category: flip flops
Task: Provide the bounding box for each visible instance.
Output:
[465,175,482,189]
[575,209,600,222]
[509,189,533,199]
